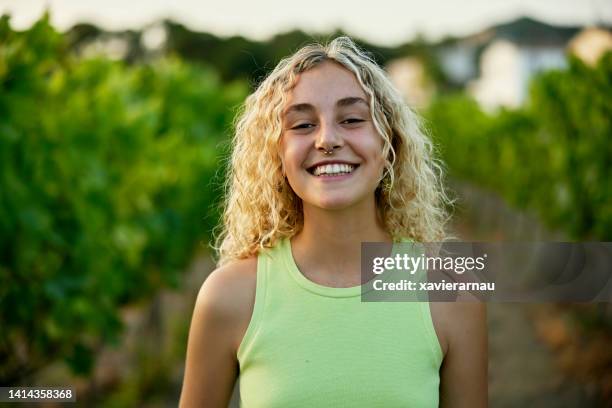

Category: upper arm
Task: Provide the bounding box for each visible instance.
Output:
[438,301,488,408]
[179,257,257,408]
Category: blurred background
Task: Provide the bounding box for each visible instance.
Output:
[0,0,611,406]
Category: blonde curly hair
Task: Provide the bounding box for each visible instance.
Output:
[211,36,452,267]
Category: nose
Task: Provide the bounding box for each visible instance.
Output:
[314,118,343,154]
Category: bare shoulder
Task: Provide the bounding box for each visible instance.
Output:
[180,257,258,407]
[430,300,487,357]
[195,256,258,354]
[198,257,258,304]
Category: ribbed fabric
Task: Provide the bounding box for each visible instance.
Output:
[237,236,443,407]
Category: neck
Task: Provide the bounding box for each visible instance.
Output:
[290,197,392,286]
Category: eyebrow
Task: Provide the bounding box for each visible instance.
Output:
[282,96,369,117]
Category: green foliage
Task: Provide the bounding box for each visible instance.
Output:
[426,52,612,240]
[0,15,248,382]
[527,55,612,239]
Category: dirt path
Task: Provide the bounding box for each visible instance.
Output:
[452,182,606,407]
[487,303,603,407]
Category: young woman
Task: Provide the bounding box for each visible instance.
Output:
[180,37,487,407]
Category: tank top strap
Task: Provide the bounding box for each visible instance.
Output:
[237,237,307,362]
[236,243,273,363]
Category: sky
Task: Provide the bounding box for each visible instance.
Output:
[1,0,611,46]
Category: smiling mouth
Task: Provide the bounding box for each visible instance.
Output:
[306,163,360,176]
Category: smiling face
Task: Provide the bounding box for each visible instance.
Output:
[279,60,385,210]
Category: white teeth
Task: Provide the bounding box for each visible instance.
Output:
[312,163,355,176]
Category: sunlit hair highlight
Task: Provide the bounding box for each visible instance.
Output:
[211,36,453,267]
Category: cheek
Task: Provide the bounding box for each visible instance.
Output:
[279,135,291,162]
[356,132,385,165]
[280,142,308,175]
[365,138,386,177]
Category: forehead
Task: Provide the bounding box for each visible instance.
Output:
[284,61,368,109]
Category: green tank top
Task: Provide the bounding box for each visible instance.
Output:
[237,236,443,407]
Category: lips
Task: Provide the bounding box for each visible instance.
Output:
[308,165,359,180]
[306,160,360,174]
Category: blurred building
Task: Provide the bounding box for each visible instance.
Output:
[467,24,612,111]
[436,17,582,111]
[385,57,435,109]
[465,18,580,111]
[568,27,612,66]
[468,39,567,111]
[436,42,478,85]
[141,22,168,53]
